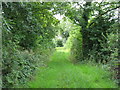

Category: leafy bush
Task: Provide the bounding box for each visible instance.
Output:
[68,27,83,63]
[2,2,58,87]
[100,30,118,84]
[2,41,54,88]
[87,23,119,84]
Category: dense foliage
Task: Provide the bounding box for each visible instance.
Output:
[2,2,58,87]
[64,2,119,62]
[2,1,119,87]
[51,2,119,85]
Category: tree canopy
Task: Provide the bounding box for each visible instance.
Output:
[2,1,119,87]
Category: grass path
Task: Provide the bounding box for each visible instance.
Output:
[27,47,117,88]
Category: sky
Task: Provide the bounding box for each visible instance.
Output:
[53,2,119,21]
[53,14,64,20]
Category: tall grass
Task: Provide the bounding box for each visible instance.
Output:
[26,47,117,88]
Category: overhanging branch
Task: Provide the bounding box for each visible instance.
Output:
[89,5,120,27]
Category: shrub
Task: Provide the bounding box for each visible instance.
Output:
[2,42,53,88]
[68,27,83,63]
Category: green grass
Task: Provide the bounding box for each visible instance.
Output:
[26,47,117,88]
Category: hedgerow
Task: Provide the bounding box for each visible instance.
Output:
[2,2,58,87]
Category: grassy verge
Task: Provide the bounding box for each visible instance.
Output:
[26,47,117,88]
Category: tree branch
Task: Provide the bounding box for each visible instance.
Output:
[89,5,120,27]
